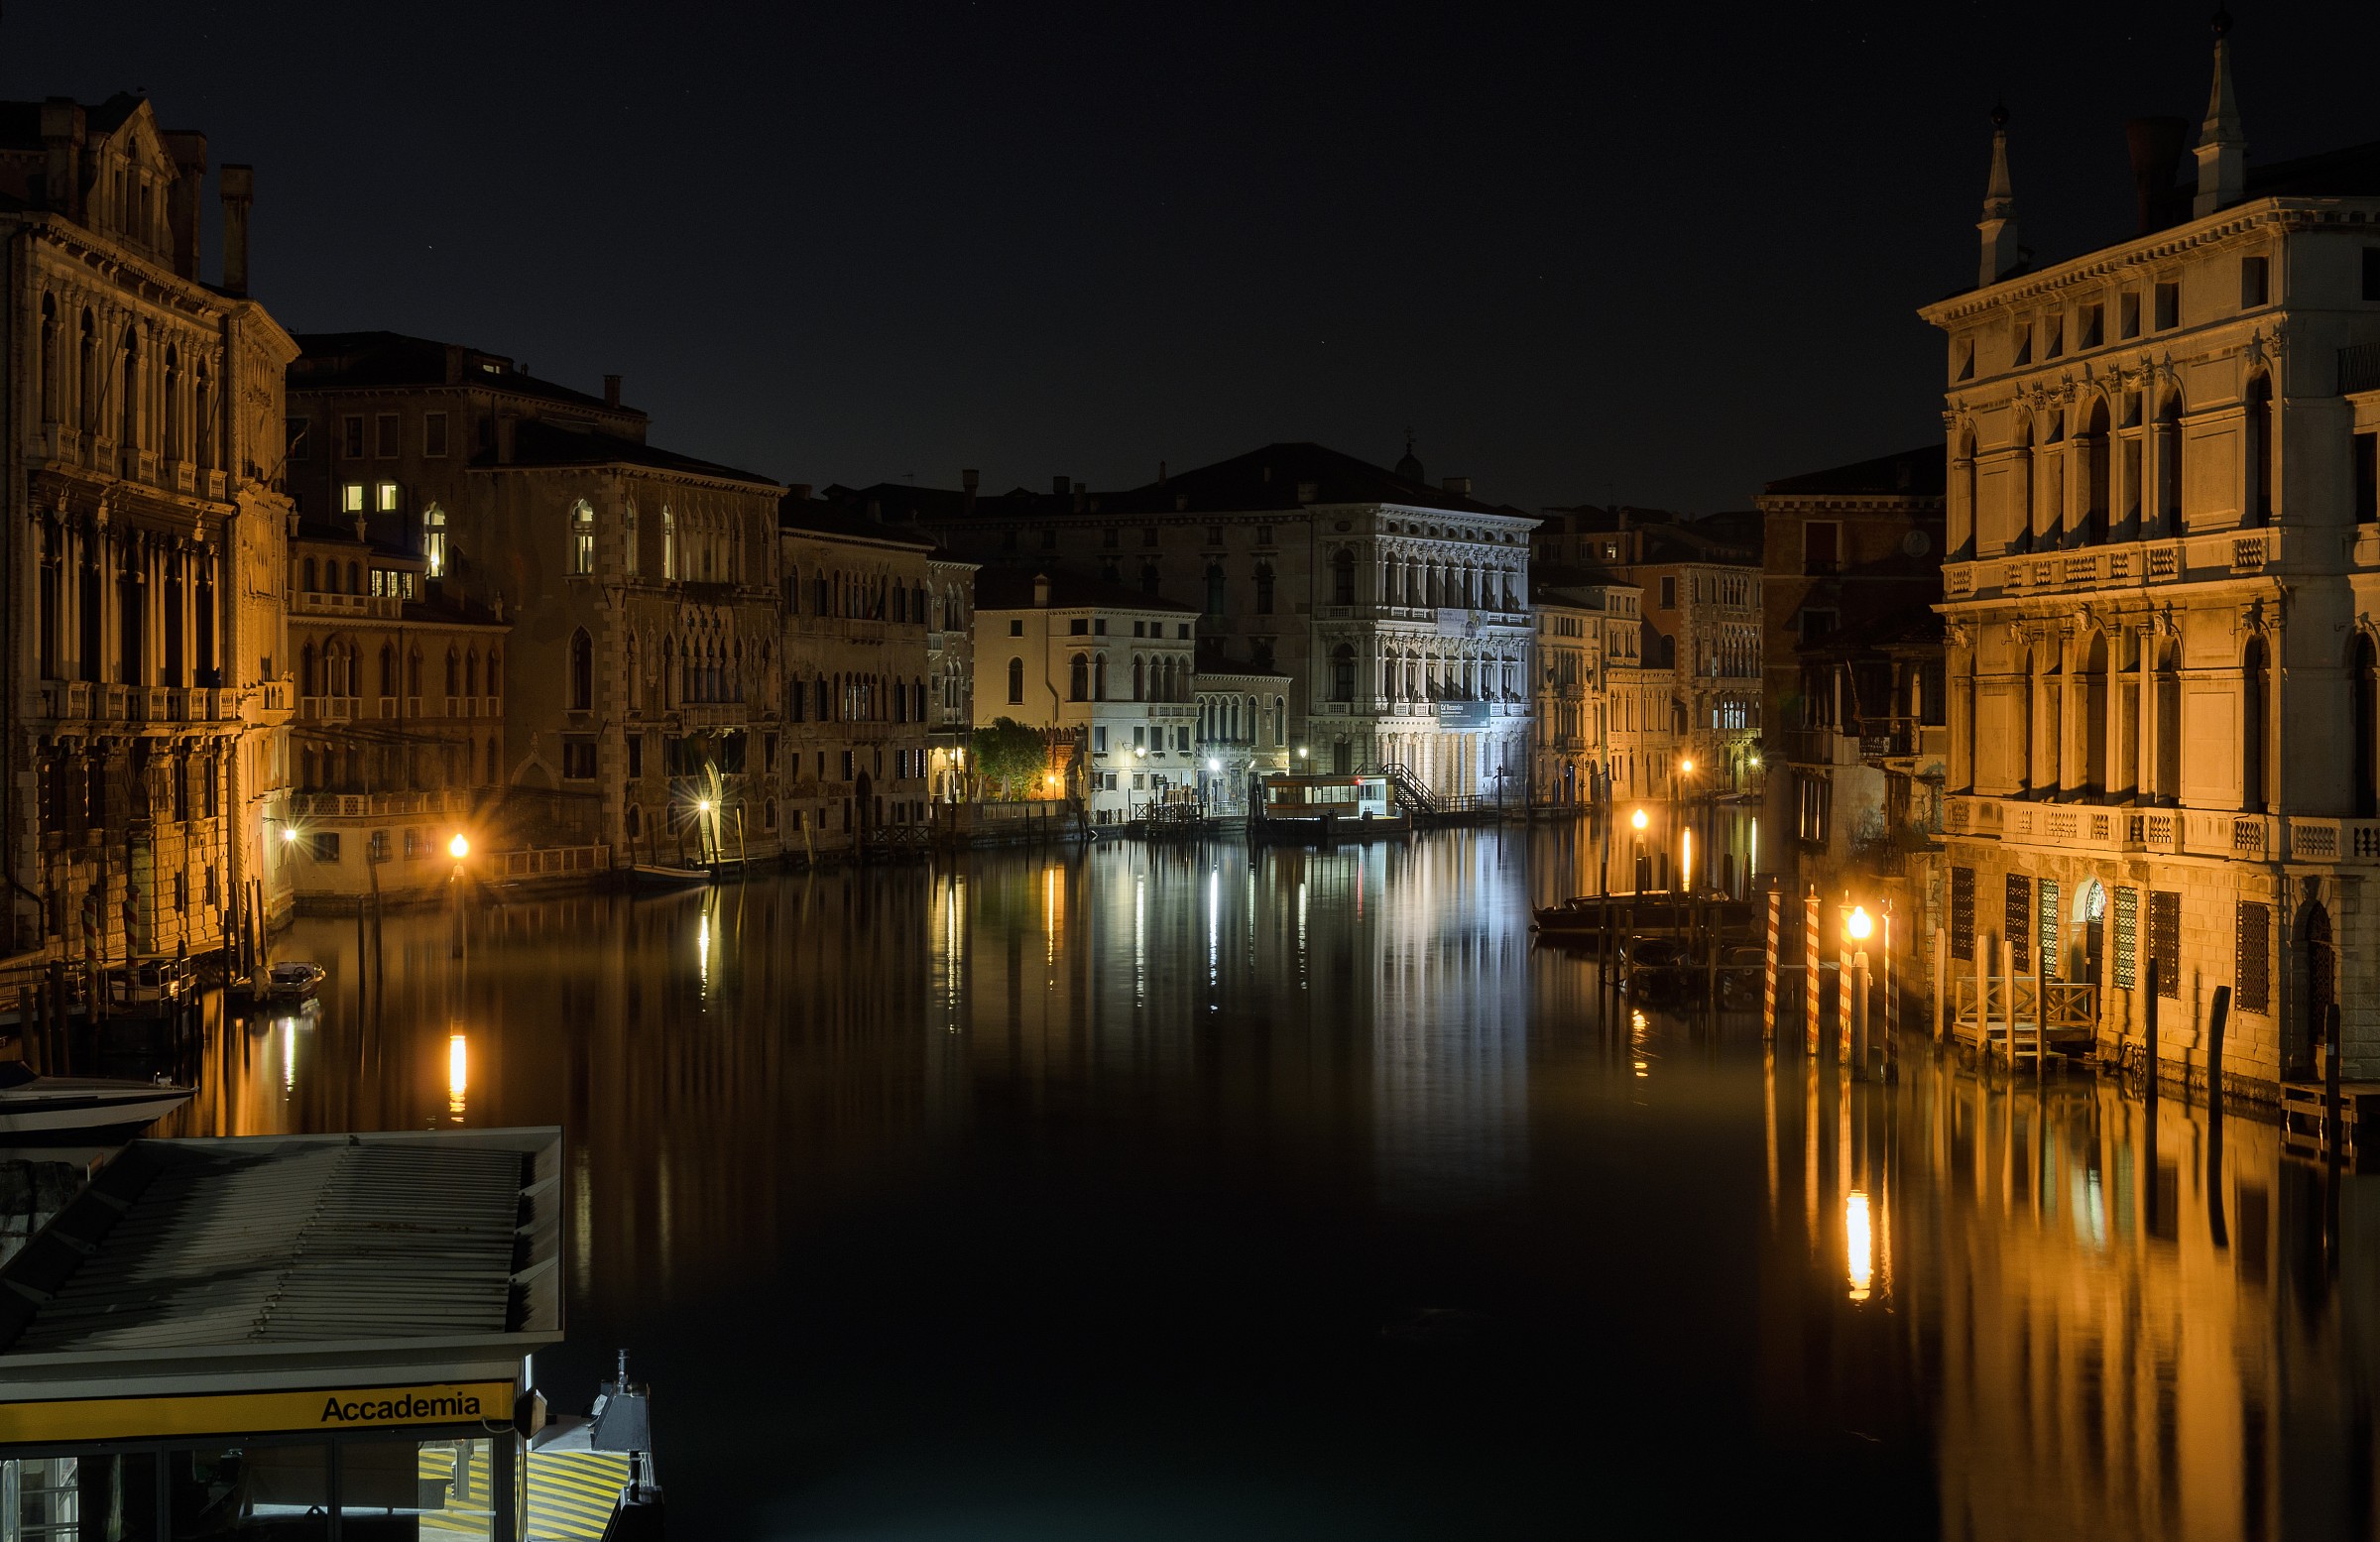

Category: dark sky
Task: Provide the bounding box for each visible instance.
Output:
[12,3,2380,512]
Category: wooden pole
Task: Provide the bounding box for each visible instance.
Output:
[1838,934,1853,1064]
[1762,885,1781,1043]
[2000,938,2017,1071]
[1851,948,1870,1081]
[2145,956,2160,1096]
[2035,940,2047,1082]
[2205,984,2231,1115]
[1932,926,1948,1045]
[2325,1001,2344,1159]
[1804,887,1821,1055]
[1973,939,1987,1060]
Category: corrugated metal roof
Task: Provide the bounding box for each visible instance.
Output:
[0,1130,555,1360]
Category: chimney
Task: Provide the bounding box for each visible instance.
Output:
[962,468,979,516]
[1976,106,2019,288]
[219,163,254,297]
[1072,480,1087,513]
[603,374,622,409]
[444,343,467,385]
[2126,117,2190,236]
[1443,476,1472,496]
[39,100,83,219]
[163,131,206,279]
[2193,9,2245,218]
[787,483,813,502]
[1032,572,1052,607]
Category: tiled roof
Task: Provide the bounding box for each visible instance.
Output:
[0,1130,561,1363]
[973,564,1199,615]
[494,418,779,488]
[1761,445,1947,500]
[291,330,635,416]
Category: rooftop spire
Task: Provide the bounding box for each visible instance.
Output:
[2194,7,2245,217]
[1977,104,2021,288]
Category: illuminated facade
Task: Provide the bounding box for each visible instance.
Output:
[926,554,977,802]
[776,501,937,852]
[0,94,297,961]
[280,518,508,904]
[285,334,785,867]
[1927,25,2380,1090]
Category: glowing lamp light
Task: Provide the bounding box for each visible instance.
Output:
[1134,746,1147,759]
[447,833,469,860]
[280,826,299,845]
[1206,758,1221,772]
[1845,1190,1873,1302]
[1630,807,1649,832]
[1847,905,1874,943]
[1680,757,1695,774]
[1297,747,1309,760]
[696,798,713,816]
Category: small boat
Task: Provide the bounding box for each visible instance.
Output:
[265,961,326,1004]
[108,957,195,1013]
[631,863,713,891]
[0,1061,191,1142]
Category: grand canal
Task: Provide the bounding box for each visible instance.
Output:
[139,829,2378,1539]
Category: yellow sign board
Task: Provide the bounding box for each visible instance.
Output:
[0,1380,516,1446]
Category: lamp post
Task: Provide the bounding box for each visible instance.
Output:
[447,832,470,962]
[1847,903,1873,1080]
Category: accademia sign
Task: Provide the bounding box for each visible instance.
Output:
[0,1380,516,1444]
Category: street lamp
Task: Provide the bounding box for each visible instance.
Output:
[447,832,469,861]
[1845,904,1874,1079]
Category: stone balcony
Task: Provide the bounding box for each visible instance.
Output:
[1943,526,2293,603]
[38,680,240,728]
[293,591,405,620]
[1945,795,2380,863]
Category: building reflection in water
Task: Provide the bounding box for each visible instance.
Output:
[1764,1046,2380,1540]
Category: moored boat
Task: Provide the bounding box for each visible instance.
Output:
[0,1061,191,1142]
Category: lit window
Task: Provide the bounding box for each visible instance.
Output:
[570,500,595,576]
[375,481,400,513]
[341,483,364,514]
[421,506,447,578]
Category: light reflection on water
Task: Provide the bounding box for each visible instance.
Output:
[130,830,2379,1539]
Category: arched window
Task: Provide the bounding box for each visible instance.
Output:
[407,650,421,699]
[487,648,501,698]
[193,363,212,470]
[466,650,480,699]
[1332,549,1356,605]
[2082,400,2111,544]
[2157,391,2184,527]
[299,643,316,698]
[570,499,596,575]
[623,500,640,576]
[1255,561,1275,615]
[162,345,181,462]
[1093,654,1107,701]
[301,556,317,593]
[2243,635,2270,812]
[1132,655,1146,701]
[1141,559,1160,595]
[568,628,594,712]
[2080,630,2109,797]
[1205,562,1226,618]
[2356,633,2378,819]
[1007,656,1024,705]
[1331,644,1356,702]
[37,294,58,423]
[661,506,676,579]
[118,326,138,446]
[2245,373,2274,526]
[1069,653,1089,701]
[444,647,459,697]
[421,506,447,577]
[379,644,396,698]
[78,311,98,435]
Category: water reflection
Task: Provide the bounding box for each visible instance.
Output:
[117,831,2380,1538]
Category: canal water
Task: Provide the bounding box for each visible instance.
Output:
[143,829,2378,1539]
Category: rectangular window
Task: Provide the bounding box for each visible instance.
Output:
[1104,527,1120,547]
[2241,255,2269,308]
[840,749,855,781]
[341,415,365,458]
[341,483,364,514]
[2150,890,2181,998]
[1659,576,1676,610]
[2012,320,2032,366]
[561,738,597,779]
[764,733,778,772]
[2005,874,2033,973]
[403,828,421,860]
[627,735,644,778]
[1176,624,1190,640]
[376,481,400,513]
[2236,900,2271,1011]
[1255,526,1272,546]
[375,412,399,457]
[2154,281,2180,331]
[2081,303,2104,348]
[2044,316,2064,359]
[1143,528,1159,547]
[1094,728,1107,754]
[423,412,449,457]
[1094,619,1107,636]
[1039,529,1057,549]
[1799,609,1837,647]
[310,831,341,863]
[1069,619,1089,635]
[1008,619,1024,637]
[2119,291,2141,339]
[2355,432,2378,524]
[1132,726,1146,749]
[1955,339,1974,382]
[2114,887,2138,990]
[1207,526,1224,546]
[1803,522,1840,576]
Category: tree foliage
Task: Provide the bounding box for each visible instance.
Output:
[971,717,1049,799]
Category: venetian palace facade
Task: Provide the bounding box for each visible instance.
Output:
[2,95,296,961]
[1929,25,2380,1092]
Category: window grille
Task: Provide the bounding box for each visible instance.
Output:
[2114,888,2138,990]
[1950,867,1975,962]
[2236,900,2271,1012]
[2038,879,2061,978]
[2006,875,2033,972]
[2150,890,2181,998]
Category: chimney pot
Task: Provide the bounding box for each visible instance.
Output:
[219,163,255,297]
[962,468,979,517]
[603,374,622,409]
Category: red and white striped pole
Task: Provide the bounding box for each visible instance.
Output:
[1762,885,1782,1042]
[1804,886,1822,1054]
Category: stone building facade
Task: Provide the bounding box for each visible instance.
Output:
[1193,668,1293,817]
[777,501,937,851]
[2,94,297,962]
[285,333,785,867]
[926,554,977,802]
[1755,447,1947,901]
[920,443,1535,801]
[1926,29,2380,1091]
[1526,568,1618,808]
[281,517,507,904]
[972,568,1198,825]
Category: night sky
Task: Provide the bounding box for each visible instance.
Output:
[12,3,2380,512]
